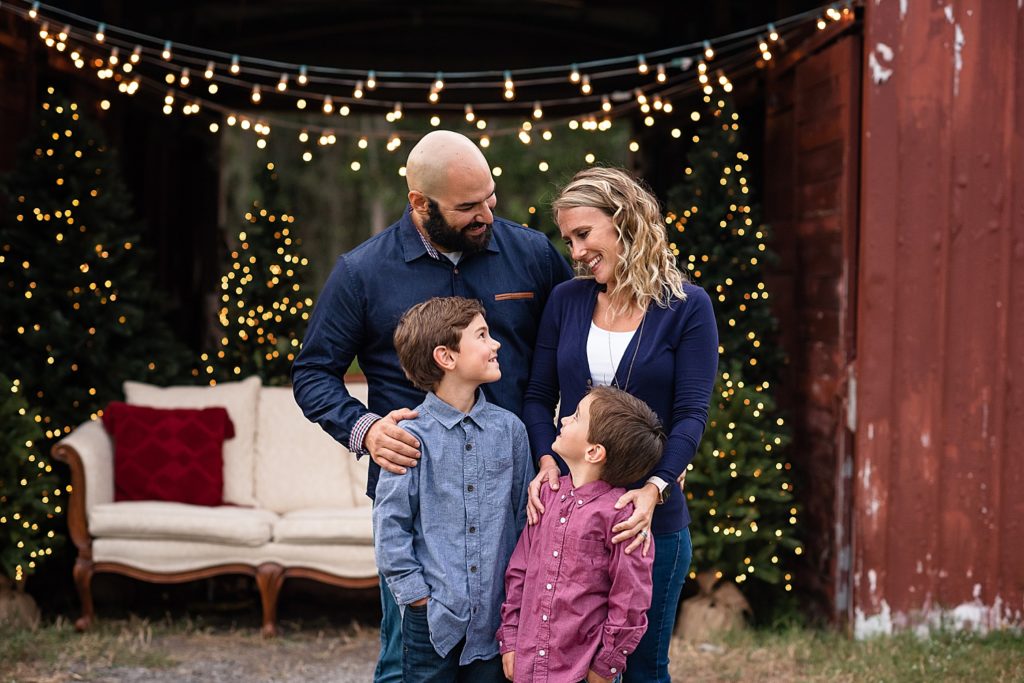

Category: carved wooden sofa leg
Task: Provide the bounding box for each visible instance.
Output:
[256,562,285,637]
[72,557,96,631]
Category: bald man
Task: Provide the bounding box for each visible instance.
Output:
[293,130,571,682]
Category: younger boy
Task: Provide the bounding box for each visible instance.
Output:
[374,297,532,682]
[498,386,664,683]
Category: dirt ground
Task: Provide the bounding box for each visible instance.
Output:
[5,578,1023,682]
[2,619,781,683]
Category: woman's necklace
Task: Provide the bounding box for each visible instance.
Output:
[607,307,647,393]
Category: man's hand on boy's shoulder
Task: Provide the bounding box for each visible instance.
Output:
[501,652,515,681]
[366,408,421,474]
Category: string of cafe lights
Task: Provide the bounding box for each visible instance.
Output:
[4,0,856,164]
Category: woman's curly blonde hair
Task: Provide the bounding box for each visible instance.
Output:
[553,166,686,316]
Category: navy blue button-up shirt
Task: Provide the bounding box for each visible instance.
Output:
[292,207,572,499]
[374,391,532,664]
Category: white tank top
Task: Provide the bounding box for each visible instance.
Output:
[587,322,637,387]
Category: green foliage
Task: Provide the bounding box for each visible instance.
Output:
[199,163,314,386]
[668,95,801,596]
[0,374,62,583]
[0,87,189,444]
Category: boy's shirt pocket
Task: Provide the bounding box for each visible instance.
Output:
[564,535,611,571]
[485,448,514,474]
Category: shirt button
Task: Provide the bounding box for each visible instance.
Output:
[611,667,617,674]
[559,517,566,524]
[541,614,548,621]
[552,551,558,557]
[546,583,552,590]
[469,526,476,533]
[467,485,474,492]
[577,499,583,506]
[560,495,566,501]
[465,443,473,451]
[622,649,628,654]
[539,649,546,657]
[470,565,477,573]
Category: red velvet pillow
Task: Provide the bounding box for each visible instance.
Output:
[103,402,235,506]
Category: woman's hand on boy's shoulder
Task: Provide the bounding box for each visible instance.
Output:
[611,482,659,556]
[526,454,561,525]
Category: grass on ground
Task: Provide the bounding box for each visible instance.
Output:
[1,616,1022,682]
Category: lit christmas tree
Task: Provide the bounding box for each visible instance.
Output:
[666,94,801,602]
[0,375,63,585]
[0,87,189,444]
[198,163,314,386]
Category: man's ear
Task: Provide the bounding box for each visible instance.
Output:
[409,190,430,215]
[584,443,606,465]
[433,345,456,371]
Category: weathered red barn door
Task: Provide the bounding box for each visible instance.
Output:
[764,20,861,624]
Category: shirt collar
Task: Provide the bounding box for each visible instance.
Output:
[399,205,502,263]
[563,475,615,506]
[422,390,490,429]
[400,206,438,263]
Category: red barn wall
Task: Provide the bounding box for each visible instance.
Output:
[854,0,1024,635]
[764,26,861,622]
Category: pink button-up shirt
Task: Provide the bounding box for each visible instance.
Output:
[498,476,654,682]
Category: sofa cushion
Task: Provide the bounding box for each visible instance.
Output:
[92,538,378,578]
[103,402,233,506]
[124,376,260,506]
[272,507,373,545]
[89,501,278,546]
[254,386,358,513]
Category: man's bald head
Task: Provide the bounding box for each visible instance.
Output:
[406,130,489,197]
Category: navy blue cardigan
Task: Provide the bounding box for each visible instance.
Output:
[523,278,719,534]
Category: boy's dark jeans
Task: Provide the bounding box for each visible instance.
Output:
[401,604,504,682]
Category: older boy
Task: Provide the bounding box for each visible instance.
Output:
[499,387,664,683]
[375,297,532,682]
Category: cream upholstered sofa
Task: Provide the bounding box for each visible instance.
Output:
[52,376,376,636]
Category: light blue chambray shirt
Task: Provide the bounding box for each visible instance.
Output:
[373,390,533,664]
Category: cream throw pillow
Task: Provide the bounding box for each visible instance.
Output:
[123,376,261,506]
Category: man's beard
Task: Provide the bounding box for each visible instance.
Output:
[424,199,492,253]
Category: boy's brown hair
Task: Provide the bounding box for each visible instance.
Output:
[586,386,665,487]
[393,297,487,391]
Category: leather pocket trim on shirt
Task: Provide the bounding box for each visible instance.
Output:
[494,292,534,301]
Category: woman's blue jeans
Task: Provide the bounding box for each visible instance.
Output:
[623,527,692,683]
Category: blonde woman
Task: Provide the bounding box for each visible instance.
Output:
[522,167,718,682]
